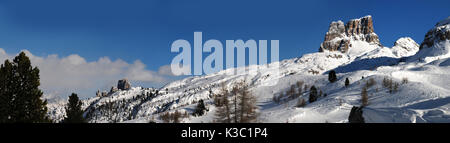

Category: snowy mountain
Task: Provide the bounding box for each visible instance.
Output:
[47,16,450,123]
[409,16,450,63]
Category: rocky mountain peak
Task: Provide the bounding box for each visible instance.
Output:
[320,15,381,53]
[420,16,450,49]
[118,78,131,90]
[392,37,419,57]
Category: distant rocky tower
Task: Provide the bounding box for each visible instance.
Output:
[319,15,381,52]
[117,78,131,90]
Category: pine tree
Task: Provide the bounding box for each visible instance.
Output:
[0,60,14,122]
[0,52,49,123]
[296,98,306,107]
[193,99,207,116]
[328,70,337,83]
[309,86,318,103]
[345,78,350,87]
[63,93,86,123]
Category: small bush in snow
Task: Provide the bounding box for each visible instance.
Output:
[365,78,377,88]
[383,77,393,89]
[160,112,171,123]
[159,110,183,123]
[296,98,306,108]
[383,77,400,93]
[393,82,399,93]
[402,77,409,84]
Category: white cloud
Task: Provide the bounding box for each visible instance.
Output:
[125,60,166,82]
[158,64,191,76]
[0,48,173,100]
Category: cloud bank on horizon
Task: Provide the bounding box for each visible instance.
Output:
[0,48,181,100]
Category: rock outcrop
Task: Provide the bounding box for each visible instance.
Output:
[96,90,101,97]
[96,90,108,97]
[109,86,118,94]
[348,106,365,123]
[419,16,450,49]
[118,79,131,90]
[320,15,381,52]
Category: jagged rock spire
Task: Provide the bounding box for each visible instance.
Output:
[118,78,131,90]
[320,15,381,52]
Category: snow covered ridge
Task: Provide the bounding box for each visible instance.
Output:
[409,16,450,63]
[48,16,450,123]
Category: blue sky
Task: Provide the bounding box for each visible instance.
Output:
[0,0,448,67]
[0,0,449,98]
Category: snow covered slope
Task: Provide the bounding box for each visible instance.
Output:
[47,16,450,123]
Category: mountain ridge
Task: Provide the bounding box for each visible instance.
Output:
[48,16,450,123]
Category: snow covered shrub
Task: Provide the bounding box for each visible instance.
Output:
[382,77,393,92]
[172,110,181,123]
[160,112,171,123]
[365,78,377,88]
[393,82,399,93]
[296,98,306,108]
[159,110,182,123]
[272,95,279,103]
[383,77,399,93]
[402,77,409,84]
[287,85,297,100]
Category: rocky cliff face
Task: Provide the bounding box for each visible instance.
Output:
[118,79,131,90]
[420,16,450,49]
[320,15,381,52]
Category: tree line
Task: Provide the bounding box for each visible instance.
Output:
[0,52,85,123]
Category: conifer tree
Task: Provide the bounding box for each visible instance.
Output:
[63,93,86,123]
[193,99,207,116]
[0,52,49,123]
[309,86,318,103]
[345,78,350,87]
[328,70,337,83]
